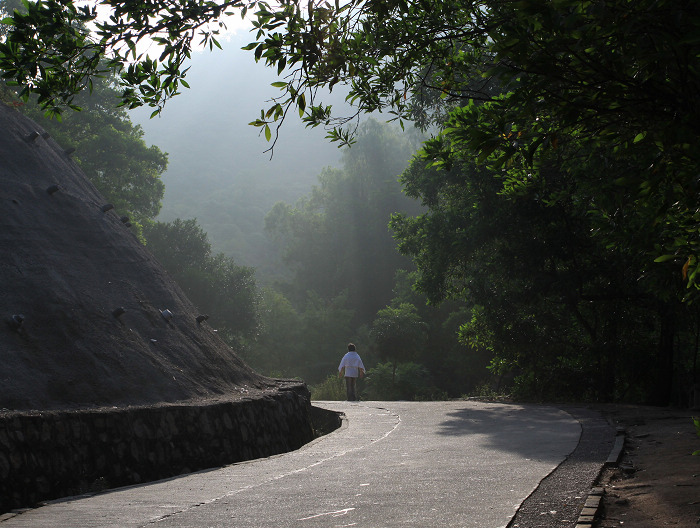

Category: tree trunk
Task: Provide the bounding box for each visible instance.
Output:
[651,303,676,406]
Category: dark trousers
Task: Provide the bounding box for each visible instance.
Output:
[345,376,358,401]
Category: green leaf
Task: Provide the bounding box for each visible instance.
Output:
[264,124,271,141]
[653,254,676,263]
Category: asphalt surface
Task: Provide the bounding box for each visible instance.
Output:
[1,401,605,528]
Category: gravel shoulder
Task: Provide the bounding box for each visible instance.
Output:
[507,406,615,528]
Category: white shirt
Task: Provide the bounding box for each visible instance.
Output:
[338,351,365,378]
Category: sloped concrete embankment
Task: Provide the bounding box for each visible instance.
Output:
[0,384,339,514]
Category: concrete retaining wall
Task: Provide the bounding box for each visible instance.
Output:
[0,384,320,513]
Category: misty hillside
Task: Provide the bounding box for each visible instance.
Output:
[130,34,353,278]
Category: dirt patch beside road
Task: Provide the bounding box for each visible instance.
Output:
[594,405,700,527]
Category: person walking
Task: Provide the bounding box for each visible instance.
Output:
[338,343,365,401]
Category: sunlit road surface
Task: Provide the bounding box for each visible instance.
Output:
[1,401,581,528]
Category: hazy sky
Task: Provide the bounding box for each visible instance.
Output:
[129,29,351,205]
[127,29,355,268]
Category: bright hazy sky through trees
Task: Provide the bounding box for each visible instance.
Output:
[127,30,357,268]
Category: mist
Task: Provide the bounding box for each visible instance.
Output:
[129,32,351,274]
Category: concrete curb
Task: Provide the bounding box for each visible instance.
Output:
[575,427,625,527]
[575,487,604,527]
[605,428,626,466]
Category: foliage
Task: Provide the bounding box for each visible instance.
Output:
[6,0,699,403]
[242,0,700,298]
[19,76,167,224]
[391,148,695,403]
[295,291,355,380]
[144,218,211,270]
[241,288,302,376]
[264,119,421,325]
[143,218,260,343]
[290,169,700,400]
[1,0,167,226]
[469,383,508,402]
[0,0,262,115]
[0,16,167,227]
[363,362,443,401]
[310,374,346,401]
[389,270,489,397]
[0,0,21,38]
[370,303,427,379]
[3,0,700,269]
[252,0,700,404]
[243,288,356,383]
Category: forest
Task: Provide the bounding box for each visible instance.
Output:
[1,0,699,405]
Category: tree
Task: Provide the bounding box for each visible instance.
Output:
[143,218,260,344]
[390,270,485,397]
[1,0,167,224]
[22,83,167,224]
[370,303,427,382]
[1,76,167,226]
[244,0,699,403]
[242,288,356,382]
[144,218,211,271]
[265,119,420,325]
[4,0,699,402]
[363,362,438,401]
[390,146,696,402]
[5,0,698,283]
[242,288,304,377]
[2,0,167,225]
[0,0,20,38]
[247,0,700,300]
[0,0,252,114]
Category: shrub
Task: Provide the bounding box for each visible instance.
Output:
[310,374,346,401]
[469,383,508,401]
[363,362,444,401]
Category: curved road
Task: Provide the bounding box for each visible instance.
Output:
[1,401,586,528]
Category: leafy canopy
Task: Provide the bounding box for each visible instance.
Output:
[245,0,700,293]
[370,303,427,369]
[0,0,255,116]
[3,0,700,287]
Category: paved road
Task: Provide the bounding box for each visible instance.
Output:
[1,401,582,528]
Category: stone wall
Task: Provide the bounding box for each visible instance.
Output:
[0,384,334,513]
